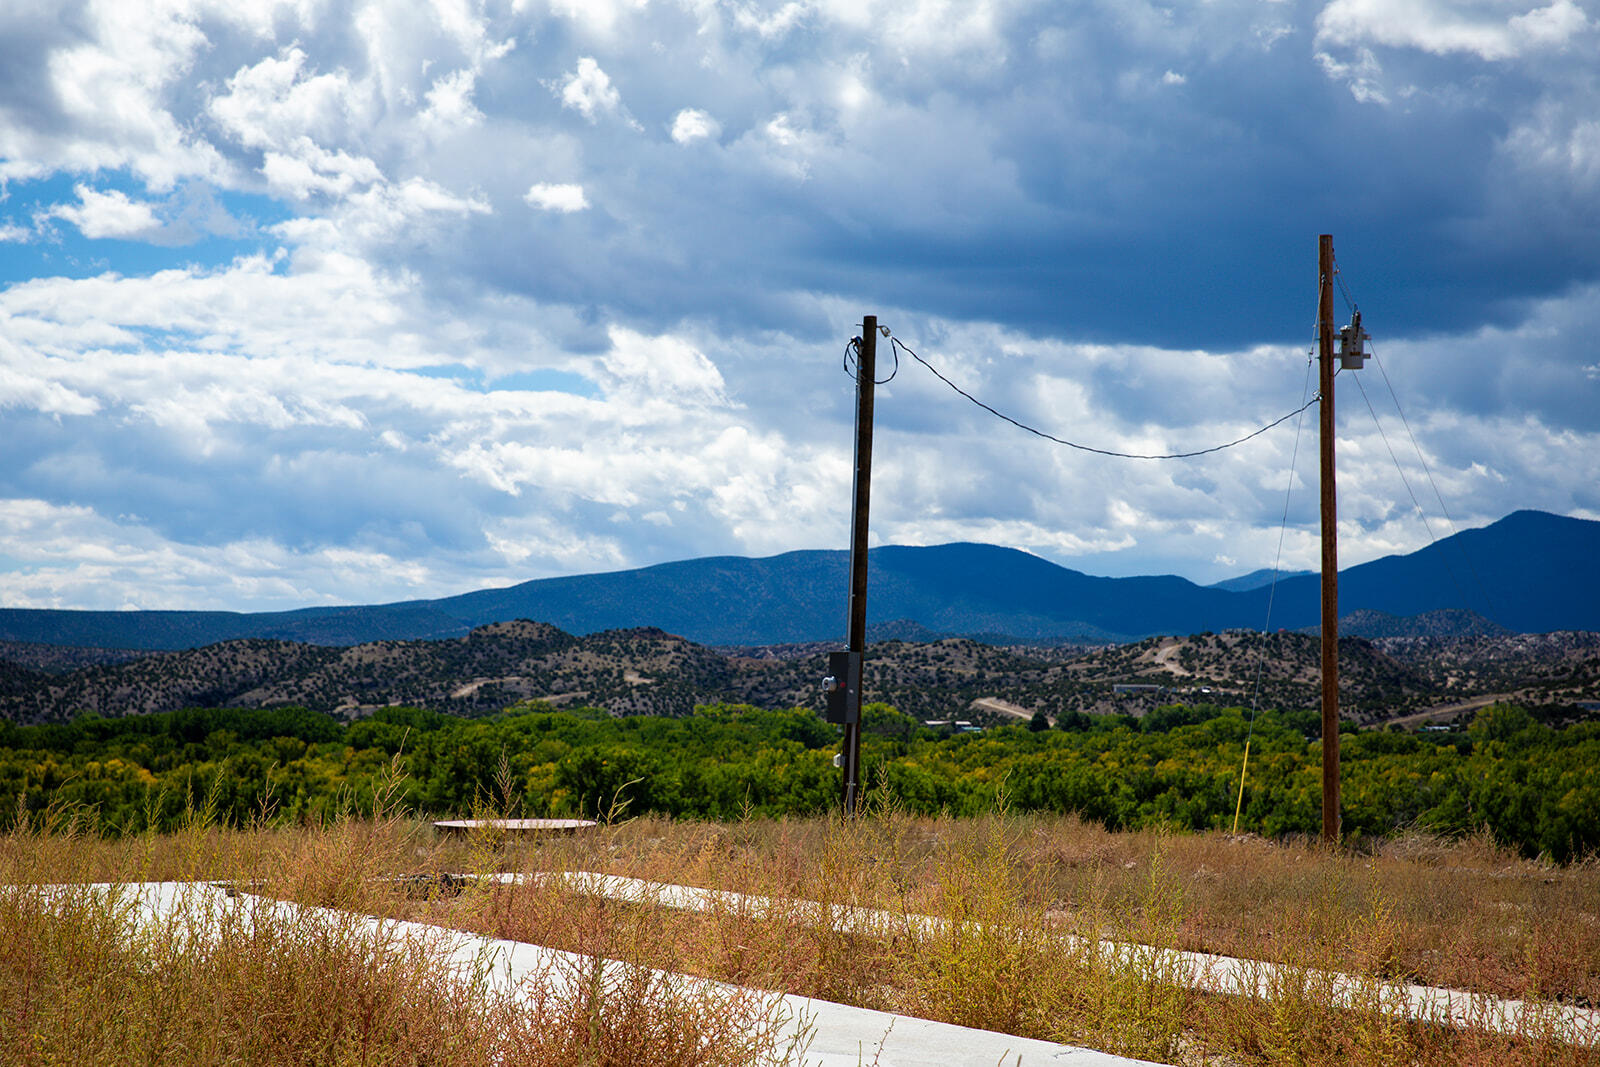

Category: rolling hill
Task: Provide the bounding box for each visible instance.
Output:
[5,619,1598,728]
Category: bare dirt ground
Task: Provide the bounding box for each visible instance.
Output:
[1387,692,1517,729]
[1149,638,1194,677]
[969,695,1038,722]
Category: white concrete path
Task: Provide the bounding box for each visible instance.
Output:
[51,881,1167,1067]
[499,870,1600,1047]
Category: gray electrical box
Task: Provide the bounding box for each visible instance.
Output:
[823,650,861,724]
[1338,312,1368,370]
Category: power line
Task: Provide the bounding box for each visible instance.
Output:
[1329,256,1498,620]
[843,336,898,385]
[1234,343,1317,835]
[1368,344,1498,619]
[1332,254,1358,317]
[883,334,1319,461]
[1351,368,1478,614]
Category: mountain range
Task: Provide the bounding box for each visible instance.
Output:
[1,509,1594,651]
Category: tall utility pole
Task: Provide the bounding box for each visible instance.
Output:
[1317,235,1341,843]
[839,315,877,815]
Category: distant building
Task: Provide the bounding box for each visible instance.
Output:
[1113,683,1166,697]
[925,718,982,733]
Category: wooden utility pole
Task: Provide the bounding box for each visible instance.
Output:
[1317,235,1341,843]
[840,315,877,815]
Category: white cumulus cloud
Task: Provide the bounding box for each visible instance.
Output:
[208,47,363,153]
[1317,0,1591,61]
[670,108,721,145]
[557,56,622,122]
[524,182,589,212]
[421,68,485,130]
[49,185,162,240]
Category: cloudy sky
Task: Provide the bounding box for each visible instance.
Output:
[1,0,1597,614]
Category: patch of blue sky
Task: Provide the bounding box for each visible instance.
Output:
[411,365,468,380]
[485,370,597,398]
[0,171,292,285]
[121,324,219,351]
[411,364,598,398]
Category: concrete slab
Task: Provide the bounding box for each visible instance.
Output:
[47,882,1167,1067]
[431,817,596,836]
[505,870,1600,1047]
[56,873,1598,1058]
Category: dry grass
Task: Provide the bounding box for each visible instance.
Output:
[0,796,799,1067]
[489,809,1600,1004]
[414,806,1600,1066]
[5,785,1599,1066]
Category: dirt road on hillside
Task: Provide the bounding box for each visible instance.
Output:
[970,696,1039,723]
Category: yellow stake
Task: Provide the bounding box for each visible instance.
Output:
[1231,739,1252,835]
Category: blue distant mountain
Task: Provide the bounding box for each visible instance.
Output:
[1209,568,1315,593]
[0,509,1594,650]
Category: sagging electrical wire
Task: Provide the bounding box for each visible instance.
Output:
[843,335,899,385]
[1331,261,1498,620]
[1233,339,1317,834]
[885,334,1318,461]
[1367,346,1498,620]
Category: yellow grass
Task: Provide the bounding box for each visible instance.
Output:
[0,796,797,1067]
[5,787,1599,1065]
